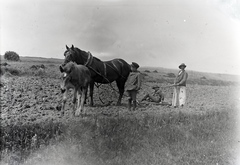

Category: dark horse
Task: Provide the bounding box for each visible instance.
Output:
[61,45,131,106]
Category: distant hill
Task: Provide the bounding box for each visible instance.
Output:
[140,67,240,83]
[1,55,239,84]
[0,55,63,64]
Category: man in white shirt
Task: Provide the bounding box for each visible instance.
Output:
[172,63,188,108]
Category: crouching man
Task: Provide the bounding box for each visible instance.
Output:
[140,85,164,103]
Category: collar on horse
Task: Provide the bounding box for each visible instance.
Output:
[83,51,109,82]
[84,51,93,67]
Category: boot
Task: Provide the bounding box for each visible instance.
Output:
[128,99,132,111]
[132,101,137,111]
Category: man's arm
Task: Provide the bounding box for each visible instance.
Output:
[137,73,141,90]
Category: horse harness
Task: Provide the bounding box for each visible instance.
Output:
[83,52,125,103]
[84,52,127,82]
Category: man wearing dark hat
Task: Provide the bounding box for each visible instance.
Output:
[125,62,141,111]
[172,63,188,108]
[140,85,164,103]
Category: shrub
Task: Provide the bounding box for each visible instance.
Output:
[166,73,175,78]
[0,62,9,66]
[4,51,20,61]
[144,70,150,73]
[0,67,5,75]
[153,70,158,73]
[140,72,148,77]
[34,68,46,76]
[4,67,21,76]
[30,64,46,70]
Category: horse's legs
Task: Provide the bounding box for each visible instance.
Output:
[84,86,88,104]
[72,88,77,115]
[116,79,125,105]
[89,81,94,106]
[75,89,82,117]
[61,89,68,116]
[80,88,87,115]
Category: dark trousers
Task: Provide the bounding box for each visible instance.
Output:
[127,90,137,110]
[127,90,137,101]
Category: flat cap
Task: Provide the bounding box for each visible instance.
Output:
[131,62,139,69]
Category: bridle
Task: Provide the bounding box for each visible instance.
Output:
[64,49,94,66]
[63,49,76,64]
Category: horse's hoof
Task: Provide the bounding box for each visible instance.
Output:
[56,105,62,111]
[75,111,80,117]
[116,103,121,106]
[81,113,87,118]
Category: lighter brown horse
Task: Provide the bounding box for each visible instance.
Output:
[60,62,91,116]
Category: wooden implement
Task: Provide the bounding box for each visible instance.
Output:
[161,84,177,88]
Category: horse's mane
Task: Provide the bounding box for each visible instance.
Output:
[74,47,102,62]
[93,56,101,62]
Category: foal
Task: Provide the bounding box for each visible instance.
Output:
[60,62,91,116]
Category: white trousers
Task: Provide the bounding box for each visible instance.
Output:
[172,86,186,107]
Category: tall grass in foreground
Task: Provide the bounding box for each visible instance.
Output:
[1,109,236,165]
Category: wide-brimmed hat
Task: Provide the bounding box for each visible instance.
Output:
[179,63,186,69]
[131,62,139,69]
[152,85,160,89]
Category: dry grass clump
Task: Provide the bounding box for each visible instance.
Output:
[1,109,234,165]
[0,121,65,164]
[0,66,21,76]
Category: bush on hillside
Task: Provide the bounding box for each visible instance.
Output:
[200,76,207,80]
[166,73,175,78]
[140,72,148,77]
[30,64,46,70]
[4,51,20,61]
[0,62,9,66]
[1,67,21,76]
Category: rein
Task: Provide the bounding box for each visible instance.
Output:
[83,52,109,82]
[82,52,120,102]
[84,51,126,80]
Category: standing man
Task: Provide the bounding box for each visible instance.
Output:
[172,63,188,108]
[125,62,141,111]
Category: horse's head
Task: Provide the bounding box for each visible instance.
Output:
[60,61,75,74]
[63,45,76,65]
[59,61,75,93]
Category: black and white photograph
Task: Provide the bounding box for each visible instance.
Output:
[1,0,240,164]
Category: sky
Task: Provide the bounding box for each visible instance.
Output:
[1,0,240,75]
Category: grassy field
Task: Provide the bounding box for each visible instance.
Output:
[1,56,240,165]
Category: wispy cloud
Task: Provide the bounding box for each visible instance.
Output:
[1,0,240,74]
